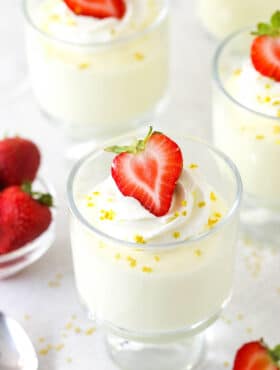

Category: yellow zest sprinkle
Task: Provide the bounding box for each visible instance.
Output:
[55,344,64,352]
[127,256,137,268]
[210,192,217,201]
[182,210,187,216]
[246,327,253,334]
[277,109,280,118]
[134,52,145,61]
[65,322,73,330]
[71,315,77,320]
[265,96,271,103]
[66,357,73,363]
[115,253,121,260]
[39,337,45,343]
[49,14,60,21]
[87,196,93,201]
[93,191,100,196]
[87,202,94,207]
[100,209,115,221]
[257,95,262,103]
[273,100,280,106]
[154,255,160,262]
[198,201,206,208]
[66,18,77,26]
[134,234,146,244]
[208,217,218,227]
[107,197,113,202]
[56,273,63,280]
[275,139,280,145]
[142,266,153,273]
[181,200,187,207]
[265,83,271,89]
[99,241,106,248]
[85,328,95,336]
[223,361,230,368]
[214,212,222,218]
[78,62,90,70]
[173,231,181,239]
[256,135,265,140]
[237,313,244,320]
[39,348,49,356]
[194,249,202,257]
[24,314,30,321]
[233,68,242,76]
[189,163,198,169]
[167,211,180,223]
[273,126,280,134]
[48,281,60,288]
[75,327,81,334]
[110,28,116,35]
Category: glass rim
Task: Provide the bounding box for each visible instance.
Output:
[0,176,56,263]
[213,27,280,121]
[67,131,243,250]
[22,0,169,48]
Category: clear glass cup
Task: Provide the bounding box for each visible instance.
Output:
[67,129,242,370]
[196,0,279,39]
[213,29,280,244]
[22,0,169,141]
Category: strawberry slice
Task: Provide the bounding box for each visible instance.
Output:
[63,0,126,19]
[251,11,280,81]
[105,127,183,217]
[233,340,280,370]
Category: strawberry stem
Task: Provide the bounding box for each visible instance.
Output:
[269,344,280,364]
[105,126,154,155]
[251,11,280,37]
[21,181,53,207]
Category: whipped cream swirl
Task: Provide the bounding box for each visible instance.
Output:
[79,169,215,244]
[33,0,162,43]
[228,60,280,117]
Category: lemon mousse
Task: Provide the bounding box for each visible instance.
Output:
[23,0,169,138]
[68,129,241,335]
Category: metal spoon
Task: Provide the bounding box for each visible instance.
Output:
[0,312,38,370]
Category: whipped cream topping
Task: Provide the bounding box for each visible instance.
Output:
[78,168,223,244]
[32,0,162,43]
[228,59,280,117]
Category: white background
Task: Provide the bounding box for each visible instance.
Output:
[1,1,280,369]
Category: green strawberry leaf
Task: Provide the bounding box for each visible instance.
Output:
[251,10,280,37]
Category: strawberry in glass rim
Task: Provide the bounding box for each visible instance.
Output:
[233,339,280,370]
[63,0,126,19]
[251,11,280,81]
[105,127,183,217]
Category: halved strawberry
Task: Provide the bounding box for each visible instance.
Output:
[251,11,280,81]
[63,0,126,19]
[233,340,280,370]
[105,127,183,217]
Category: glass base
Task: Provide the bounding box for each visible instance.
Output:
[241,195,280,245]
[106,333,205,370]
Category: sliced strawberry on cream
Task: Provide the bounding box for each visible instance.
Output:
[63,0,126,19]
[105,127,183,217]
[251,11,280,81]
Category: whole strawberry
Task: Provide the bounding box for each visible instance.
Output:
[0,137,40,189]
[0,183,53,255]
[233,340,280,370]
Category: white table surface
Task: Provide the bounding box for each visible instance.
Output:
[1,1,280,369]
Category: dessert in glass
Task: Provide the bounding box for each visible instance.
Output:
[23,0,169,140]
[67,127,242,370]
[213,11,280,243]
[197,0,279,39]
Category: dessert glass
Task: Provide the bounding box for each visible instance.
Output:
[213,29,280,244]
[197,0,279,39]
[0,177,56,279]
[67,130,242,370]
[22,0,169,141]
